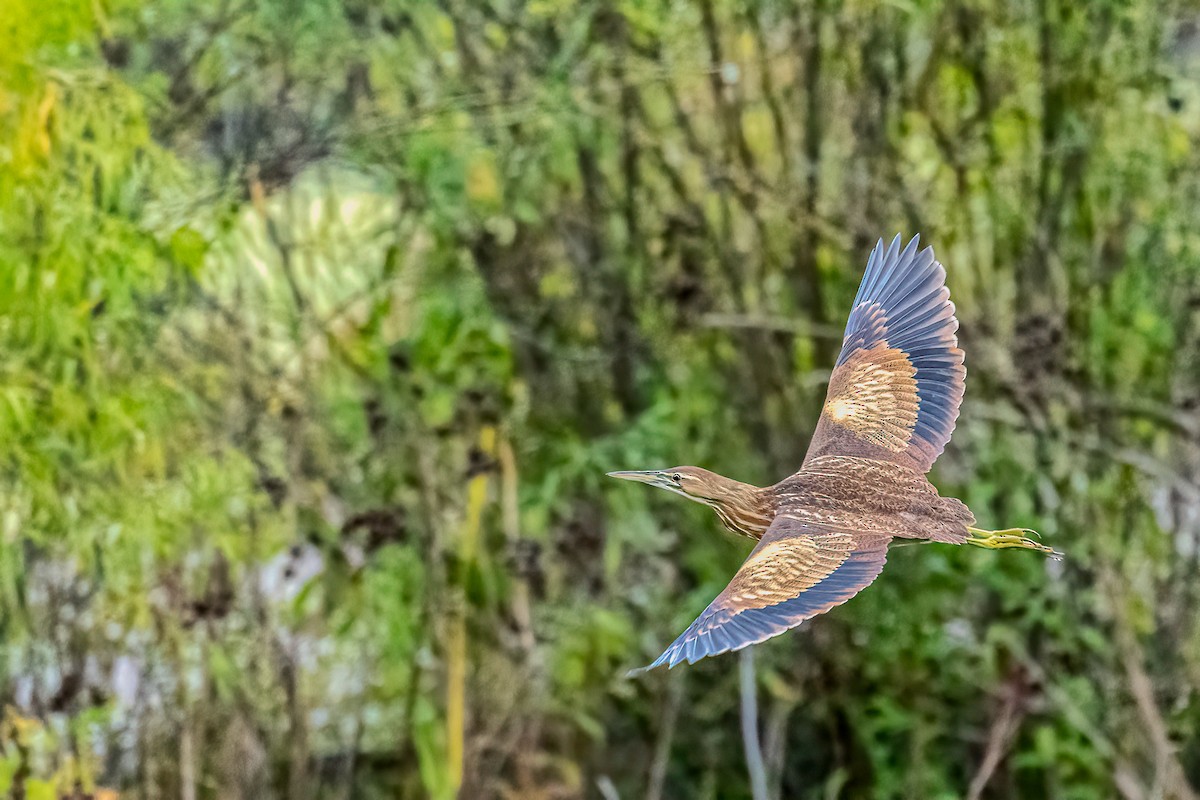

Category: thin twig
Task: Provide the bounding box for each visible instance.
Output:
[966,668,1030,800]
[1103,564,1200,800]
[740,647,771,800]
[646,673,685,800]
[596,775,621,800]
[698,312,845,339]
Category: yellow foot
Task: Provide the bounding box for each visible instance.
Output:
[966,527,1062,559]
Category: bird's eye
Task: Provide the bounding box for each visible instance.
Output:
[672,473,683,483]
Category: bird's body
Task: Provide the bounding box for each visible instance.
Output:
[611,235,1058,670]
[685,456,974,544]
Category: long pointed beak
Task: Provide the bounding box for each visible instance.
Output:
[606,470,664,486]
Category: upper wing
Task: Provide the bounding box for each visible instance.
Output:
[641,516,890,669]
[804,234,965,474]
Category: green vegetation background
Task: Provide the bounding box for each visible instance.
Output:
[1,0,1199,798]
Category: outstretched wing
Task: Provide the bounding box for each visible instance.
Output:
[804,234,965,474]
[641,516,890,669]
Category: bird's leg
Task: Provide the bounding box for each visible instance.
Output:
[966,527,1062,559]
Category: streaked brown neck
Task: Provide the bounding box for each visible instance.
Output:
[703,478,775,539]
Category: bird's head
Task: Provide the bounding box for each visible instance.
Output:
[608,465,773,537]
[606,466,747,506]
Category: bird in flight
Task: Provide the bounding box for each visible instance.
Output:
[610,234,1059,671]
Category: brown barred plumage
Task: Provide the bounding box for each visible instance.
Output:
[610,235,1056,671]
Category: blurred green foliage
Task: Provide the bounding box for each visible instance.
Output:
[1,0,1200,797]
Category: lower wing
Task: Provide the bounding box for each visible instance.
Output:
[638,516,891,670]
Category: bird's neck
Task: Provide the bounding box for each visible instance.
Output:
[707,483,775,540]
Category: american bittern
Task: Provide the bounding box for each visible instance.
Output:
[611,235,1058,671]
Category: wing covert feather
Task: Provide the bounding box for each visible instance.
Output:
[804,234,965,473]
[643,517,890,669]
